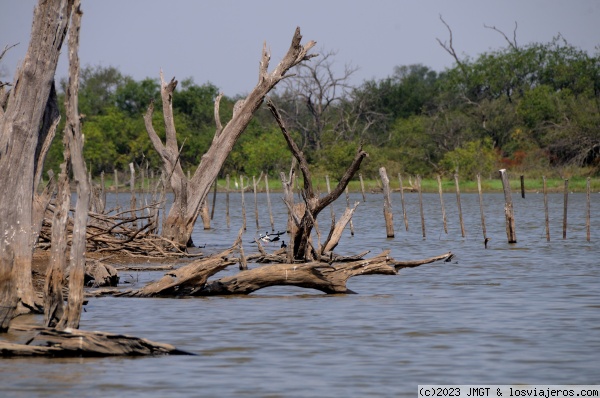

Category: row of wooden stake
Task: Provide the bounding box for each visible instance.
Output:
[379,167,593,243]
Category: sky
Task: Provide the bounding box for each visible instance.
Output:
[1,0,599,96]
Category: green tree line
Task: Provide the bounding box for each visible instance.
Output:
[45,35,600,181]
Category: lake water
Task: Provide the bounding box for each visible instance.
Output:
[2,190,599,397]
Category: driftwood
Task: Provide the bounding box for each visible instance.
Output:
[84,260,119,287]
[389,252,454,270]
[1,327,193,357]
[114,247,452,298]
[267,99,368,260]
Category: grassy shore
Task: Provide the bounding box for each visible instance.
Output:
[96,174,600,194]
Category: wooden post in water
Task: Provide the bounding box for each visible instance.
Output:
[379,167,394,238]
[114,169,120,210]
[499,169,517,243]
[345,186,355,236]
[129,163,137,228]
[586,177,591,242]
[253,175,260,230]
[210,177,217,220]
[417,175,426,239]
[240,175,247,231]
[325,175,335,219]
[100,171,106,211]
[454,173,466,238]
[225,174,230,228]
[398,173,409,231]
[359,173,366,202]
[563,179,569,240]
[520,175,525,198]
[477,174,488,246]
[543,176,550,241]
[437,174,448,234]
[265,174,274,232]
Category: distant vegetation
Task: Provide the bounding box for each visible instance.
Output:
[45,36,600,182]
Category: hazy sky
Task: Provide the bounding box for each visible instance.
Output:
[1,0,599,95]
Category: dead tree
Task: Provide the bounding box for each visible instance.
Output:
[110,247,454,298]
[0,0,74,330]
[144,27,317,248]
[267,99,368,261]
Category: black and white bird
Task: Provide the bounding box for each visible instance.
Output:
[251,231,286,244]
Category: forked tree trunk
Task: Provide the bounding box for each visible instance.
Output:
[0,0,74,330]
[144,27,316,248]
[267,99,368,261]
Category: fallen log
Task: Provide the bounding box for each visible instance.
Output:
[1,327,193,357]
[121,248,237,297]
[389,252,454,270]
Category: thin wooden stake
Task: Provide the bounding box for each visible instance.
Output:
[359,173,366,202]
[586,177,591,242]
[240,175,247,231]
[265,174,274,232]
[543,176,550,241]
[563,179,569,240]
[345,186,355,236]
[454,173,465,237]
[210,177,217,220]
[129,163,137,228]
[499,169,517,243]
[225,174,230,228]
[437,174,448,234]
[417,175,426,239]
[477,174,488,245]
[520,175,525,198]
[398,173,408,231]
[253,175,260,230]
[325,175,334,219]
[379,167,394,238]
[114,169,119,210]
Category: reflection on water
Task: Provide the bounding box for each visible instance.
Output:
[2,192,599,397]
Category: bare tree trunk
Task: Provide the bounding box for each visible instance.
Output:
[0,0,74,330]
[267,99,368,261]
[144,28,316,248]
[56,1,88,329]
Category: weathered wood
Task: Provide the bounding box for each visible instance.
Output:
[57,1,89,330]
[122,248,236,297]
[145,27,317,247]
[499,169,517,243]
[1,328,193,357]
[417,175,426,239]
[265,174,275,232]
[389,252,454,270]
[225,174,231,227]
[267,99,367,260]
[543,176,550,241]
[563,179,569,240]
[586,177,591,242]
[437,175,448,234]
[345,187,355,236]
[477,174,489,247]
[200,251,396,295]
[454,173,466,238]
[0,0,74,328]
[323,202,359,253]
[379,167,394,238]
[398,173,409,231]
[359,173,366,202]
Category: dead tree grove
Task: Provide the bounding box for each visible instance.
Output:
[144,27,317,249]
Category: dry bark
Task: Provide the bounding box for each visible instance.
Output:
[145,27,317,248]
[267,99,368,260]
[1,328,193,357]
[0,0,74,330]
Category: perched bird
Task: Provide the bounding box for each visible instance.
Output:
[280,240,287,249]
[484,237,491,249]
